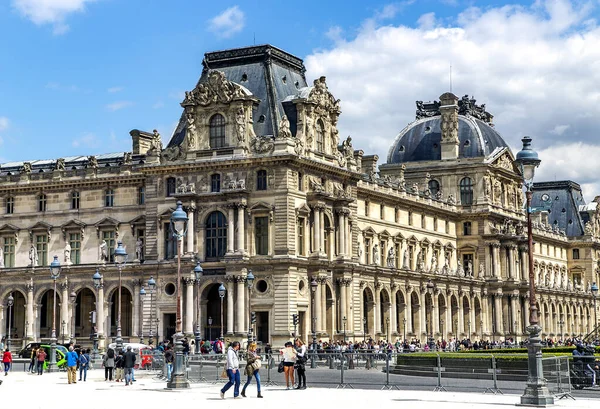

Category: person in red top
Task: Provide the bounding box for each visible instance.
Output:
[2,349,13,375]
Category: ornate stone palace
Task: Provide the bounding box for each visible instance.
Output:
[1,45,599,350]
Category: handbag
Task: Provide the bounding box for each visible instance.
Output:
[277,361,284,373]
[220,368,228,379]
[251,359,262,371]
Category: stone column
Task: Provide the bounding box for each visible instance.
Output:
[510,294,518,335]
[227,205,235,254]
[494,292,503,337]
[313,207,321,254]
[315,277,322,333]
[391,290,397,335]
[236,204,246,254]
[235,276,245,334]
[226,279,234,334]
[0,306,4,341]
[507,245,515,280]
[60,280,69,340]
[374,285,381,334]
[481,294,489,337]
[419,291,426,341]
[405,295,413,335]
[26,280,34,340]
[433,291,439,334]
[346,281,353,333]
[338,211,345,256]
[339,279,347,324]
[320,210,325,253]
[458,293,464,336]
[97,283,105,348]
[320,279,327,333]
[185,278,194,336]
[133,279,140,339]
[186,205,195,255]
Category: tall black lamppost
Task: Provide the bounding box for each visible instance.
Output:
[385,317,389,342]
[139,286,146,344]
[218,283,226,339]
[363,317,367,342]
[69,290,76,343]
[148,276,156,346]
[591,283,598,343]
[558,319,564,343]
[403,318,406,342]
[194,261,203,353]
[310,277,318,369]
[480,319,483,342]
[440,319,444,341]
[48,255,61,372]
[6,293,13,352]
[92,269,103,358]
[114,241,128,352]
[168,201,190,389]
[343,316,347,343]
[426,280,434,350]
[208,317,213,342]
[516,136,554,406]
[246,269,255,345]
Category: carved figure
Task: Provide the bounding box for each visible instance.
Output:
[387,247,395,268]
[278,115,292,139]
[235,108,246,143]
[585,221,594,235]
[186,111,197,149]
[250,136,275,154]
[29,245,38,267]
[64,242,71,265]
[417,250,424,271]
[466,260,473,276]
[342,136,354,159]
[136,238,144,261]
[309,177,325,194]
[431,255,438,273]
[457,260,464,277]
[123,152,132,165]
[403,250,408,269]
[0,247,4,268]
[152,129,163,152]
[484,174,491,198]
[305,115,315,146]
[22,162,32,174]
[373,244,380,265]
[493,179,502,204]
[100,240,108,263]
[447,194,456,205]
[55,158,66,171]
[479,262,485,278]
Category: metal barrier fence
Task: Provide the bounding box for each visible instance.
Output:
[542,356,573,400]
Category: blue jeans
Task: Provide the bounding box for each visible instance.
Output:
[243,369,261,392]
[221,368,241,397]
[125,368,133,385]
[166,363,173,381]
[3,363,10,372]
[79,365,88,381]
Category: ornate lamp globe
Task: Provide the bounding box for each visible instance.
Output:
[93,269,103,288]
[194,261,203,281]
[170,201,188,236]
[148,276,156,289]
[515,136,541,186]
[49,255,61,280]
[114,241,127,264]
[218,283,226,298]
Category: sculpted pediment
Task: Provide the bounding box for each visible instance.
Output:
[181,70,255,108]
[490,149,519,173]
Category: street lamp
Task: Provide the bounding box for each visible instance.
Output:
[114,241,127,353]
[440,319,444,341]
[558,319,564,343]
[403,317,407,343]
[426,279,434,350]
[208,317,213,342]
[93,269,103,358]
[69,290,76,343]
[343,316,348,343]
[48,255,61,372]
[6,293,13,352]
[148,276,156,346]
[194,261,203,353]
[218,283,226,339]
[139,286,146,344]
[591,283,598,343]
[246,269,255,345]
[515,136,554,406]
[480,319,484,342]
[310,277,318,369]
[61,320,66,345]
[363,317,367,342]
[168,200,189,389]
[385,316,389,342]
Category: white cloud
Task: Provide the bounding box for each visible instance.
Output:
[12,0,97,35]
[106,101,133,112]
[417,12,437,29]
[0,117,8,132]
[72,132,99,148]
[107,86,123,93]
[305,0,600,199]
[326,26,344,43]
[207,5,245,38]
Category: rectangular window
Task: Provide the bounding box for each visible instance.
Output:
[408,245,415,270]
[445,220,450,234]
[211,174,221,193]
[462,253,474,274]
[463,221,472,236]
[365,202,370,217]
[297,218,305,256]
[421,215,426,228]
[166,178,176,197]
[69,233,81,265]
[102,231,116,263]
[138,187,145,205]
[36,234,48,266]
[164,222,175,260]
[6,197,14,214]
[433,218,438,231]
[380,205,385,220]
[298,173,304,191]
[365,238,371,264]
[255,216,269,255]
[380,241,385,266]
[394,243,400,268]
[105,189,114,207]
[71,191,80,210]
[38,195,47,212]
[257,170,267,191]
[3,237,15,267]
[394,208,399,223]
[573,249,580,259]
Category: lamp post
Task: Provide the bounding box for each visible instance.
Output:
[558,319,564,343]
[426,279,434,350]
[208,317,213,342]
[343,316,348,344]
[310,277,318,369]
[515,136,554,406]
[114,241,127,353]
[61,320,66,345]
[385,316,389,342]
[480,319,483,342]
[70,290,76,343]
[93,269,103,358]
[139,286,145,344]
[403,318,406,343]
[468,320,471,339]
[48,255,61,372]
[591,283,598,343]
[218,283,226,339]
[168,200,190,389]
[194,261,203,353]
[363,317,367,342]
[7,293,13,352]
[440,319,444,341]
[246,270,255,345]
[454,319,458,345]
[148,276,156,346]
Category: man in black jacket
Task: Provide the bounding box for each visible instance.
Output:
[123,346,137,386]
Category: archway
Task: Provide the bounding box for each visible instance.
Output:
[380,288,391,338]
[39,289,61,340]
[410,292,420,339]
[110,287,132,339]
[4,290,26,345]
[203,283,229,341]
[74,288,96,340]
[362,287,375,340]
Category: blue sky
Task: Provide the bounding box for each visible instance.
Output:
[2,0,600,198]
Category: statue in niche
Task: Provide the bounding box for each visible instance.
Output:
[100,240,108,263]
[278,115,292,139]
[442,253,450,274]
[235,108,246,143]
[373,244,380,265]
[136,238,144,261]
[305,115,315,146]
[493,179,502,204]
[479,262,485,278]
[402,250,408,269]
[186,111,197,149]
[55,158,66,171]
[416,250,424,271]
[387,247,395,268]
[64,241,72,265]
[447,194,456,205]
[457,260,464,277]
[341,136,354,159]
[484,174,491,198]
[29,245,38,267]
[466,260,473,277]
[0,247,4,268]
[431,255,438,273]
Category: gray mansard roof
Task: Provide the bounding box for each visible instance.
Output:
[531,180,586,237]
[168,44,308,148]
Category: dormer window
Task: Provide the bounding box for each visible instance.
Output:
[209,114,226,148]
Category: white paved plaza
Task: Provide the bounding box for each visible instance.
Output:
[0,367,596,409]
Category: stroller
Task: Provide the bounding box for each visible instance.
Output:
[571,345,598,390]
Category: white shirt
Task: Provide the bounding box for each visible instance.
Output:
[226,347,239,370]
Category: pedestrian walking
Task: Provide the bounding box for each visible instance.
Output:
[36,348,46,375]
[78,349,90,381]
[2,349,12,375]
[102,347,115,381]
[241,342,262,398]
[295,338,307,389]
[123,346,136,386]
[65,346,78,384]
[114,351,124,382]
[281,341,297,389]
[164,346,174,381]
[220,341,241,399]
[28,348,37,373]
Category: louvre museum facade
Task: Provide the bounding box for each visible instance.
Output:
[1,45,599,350]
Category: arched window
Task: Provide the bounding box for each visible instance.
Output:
[206,211,227,259]
[459,177,473,205]
[316,120,325,152]
[428,180,440,197]
[256,170,267,191]
[209,114,226,148]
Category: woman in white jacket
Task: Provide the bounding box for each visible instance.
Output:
[281,341,297,389]
[220,341,241,399]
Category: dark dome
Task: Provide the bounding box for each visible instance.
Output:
[387,115,510,164]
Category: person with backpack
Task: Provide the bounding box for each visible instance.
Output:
[78,348,90,382]
[36,348,46,375]
[123,346,137,386]
[103,348,115,381]
[114,351,124,382]
[65,346,78,384]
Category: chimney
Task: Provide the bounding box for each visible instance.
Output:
[130,129,155,155]
[439,92,459,160]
